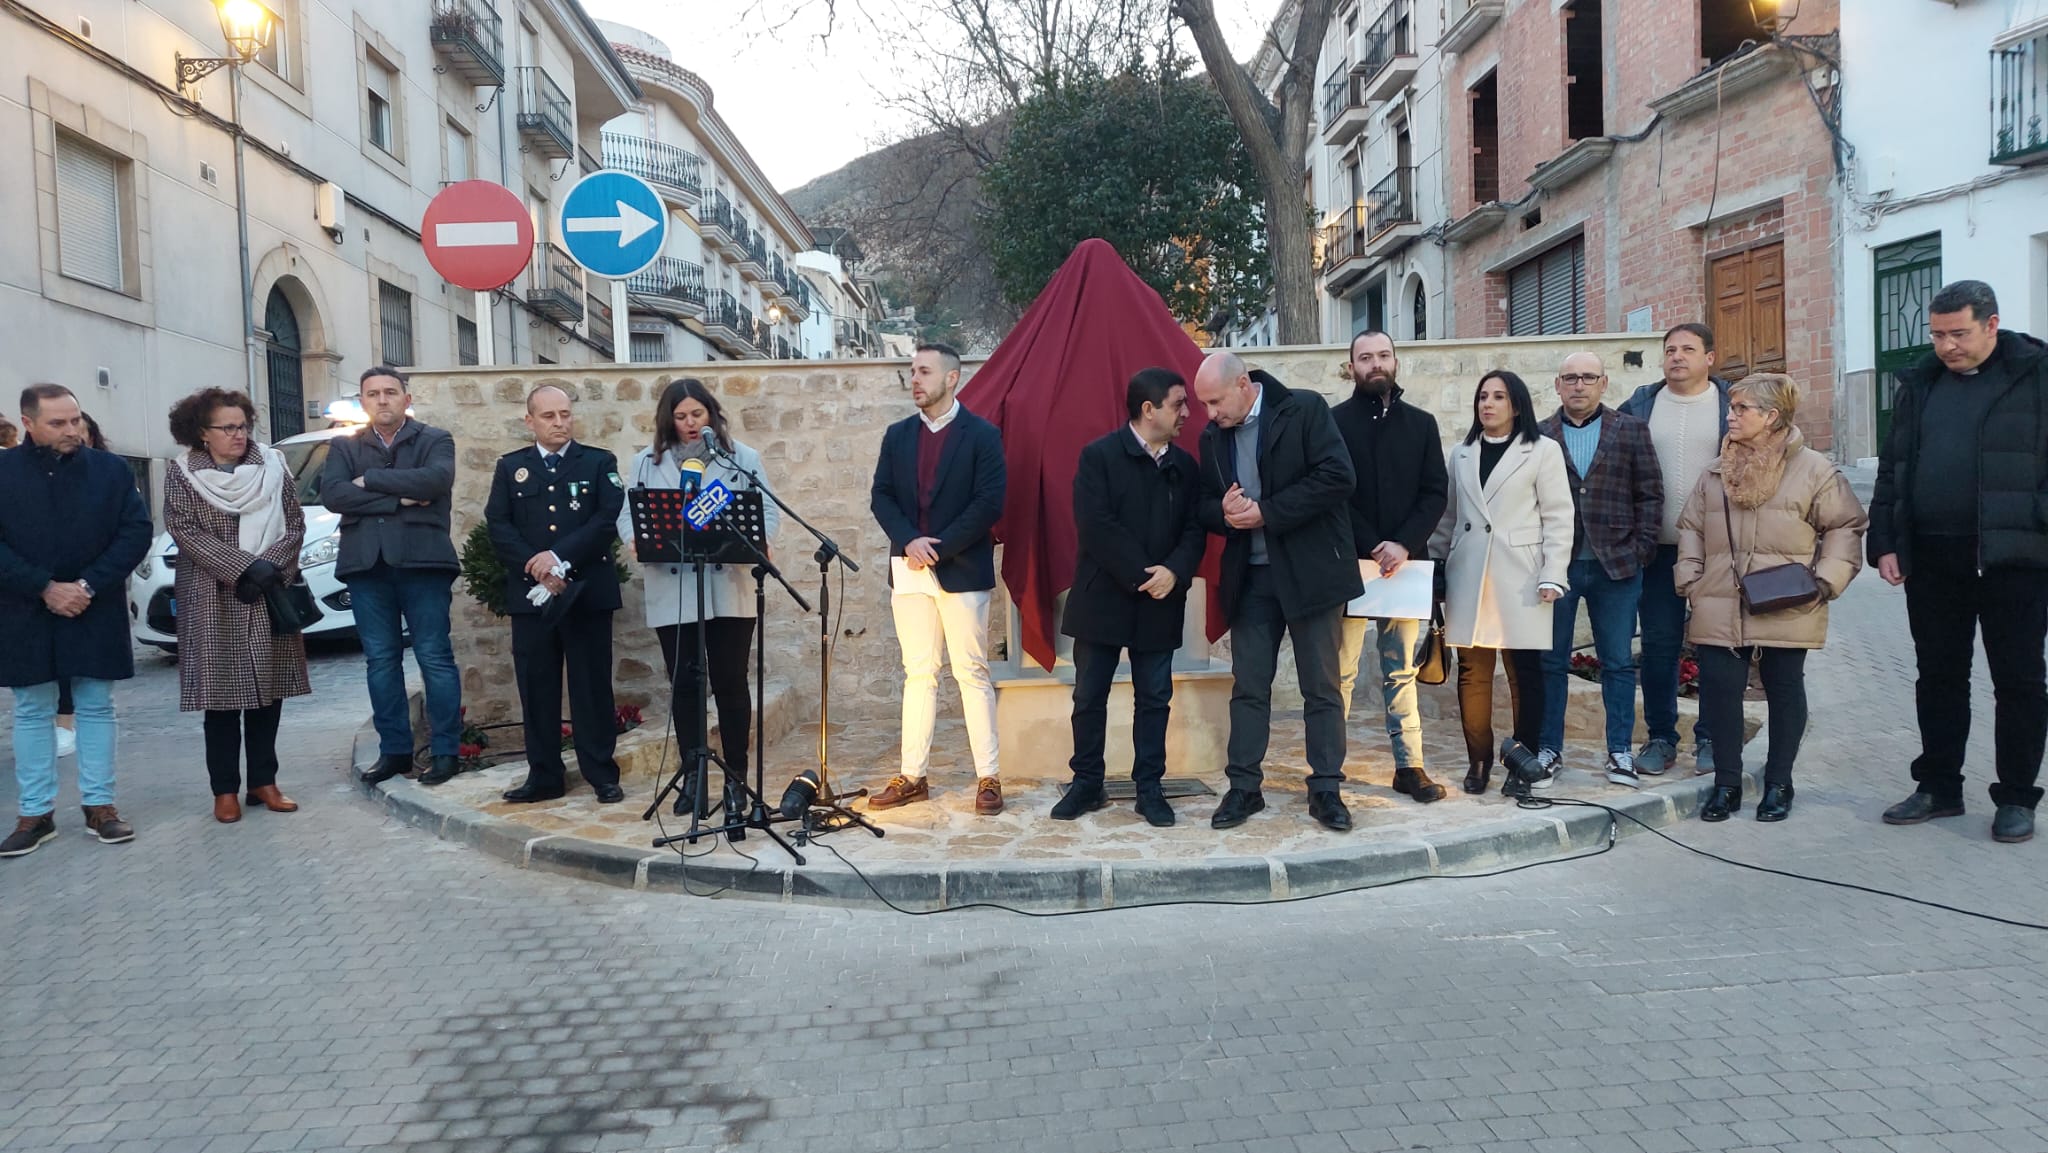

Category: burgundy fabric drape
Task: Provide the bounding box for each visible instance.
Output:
[960,239,1226,670]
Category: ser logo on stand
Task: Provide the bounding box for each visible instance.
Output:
[684,480,733,531]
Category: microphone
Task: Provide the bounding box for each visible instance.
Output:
[701,428,722,457]
[680,456,706,498]
[778,770,819,820]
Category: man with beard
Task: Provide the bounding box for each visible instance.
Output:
[1330,332,1451,799]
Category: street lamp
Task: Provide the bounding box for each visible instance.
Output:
[176,0,279,91]
[1747,0,1799,36]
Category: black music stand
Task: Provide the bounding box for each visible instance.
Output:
[633,485,804,864]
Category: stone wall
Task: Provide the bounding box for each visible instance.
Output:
[409,333,1660,732]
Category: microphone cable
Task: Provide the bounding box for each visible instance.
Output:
[806,796,2048,931]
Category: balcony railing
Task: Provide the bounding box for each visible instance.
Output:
[775,336,795,360]
[1321,206,1368,275]
[585,292,613,358]
[1993,33,2048,165]
[602,132,703,199]
[626,256,706,314]
[526,242,583,324]
[1366,165,1418,238]
[516,67,572,160]
[1360,0,1414,83]
[700,192,737,250]
[429,0,504,87]
[706,290,751,354]
[1322,72,1353,128]
[737,228,769,277]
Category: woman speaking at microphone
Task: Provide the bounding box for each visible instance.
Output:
[616,379,780,814]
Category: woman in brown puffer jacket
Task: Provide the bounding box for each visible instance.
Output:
[1675,373,1867,824]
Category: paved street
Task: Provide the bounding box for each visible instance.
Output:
[4,576,2048,1153]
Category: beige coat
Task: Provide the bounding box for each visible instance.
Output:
[1674,430,1867,649]
[1429,436,1576,650]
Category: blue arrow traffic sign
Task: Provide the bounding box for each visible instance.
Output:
[557,170,667,280]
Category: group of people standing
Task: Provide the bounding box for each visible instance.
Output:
[1,280,2042,855]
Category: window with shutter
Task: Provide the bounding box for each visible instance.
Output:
[55,133,124,293]
[630,332,669,364]
[1507,261,1541,336]
[367,56,396,155]
[457,317,479,366]
[1506,236,1586,336]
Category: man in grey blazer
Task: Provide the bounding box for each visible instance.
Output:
[322,367,465,787]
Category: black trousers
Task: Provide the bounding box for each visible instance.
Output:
[1695,645,1808,790]
[1068,640,1174,788]
[1455,647,1544,767]
[511,610,621,791]
[656,618,756,779]
[1905,535,2048,808]
[1224,566,1347,795]
[57,677,73,717]
[203,700,284,796]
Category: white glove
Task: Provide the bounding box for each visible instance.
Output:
[526,559,572,606]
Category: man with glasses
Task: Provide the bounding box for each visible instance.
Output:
[1539,352,1662,786]
[325,367,467,788]
[1619,323,1732,775]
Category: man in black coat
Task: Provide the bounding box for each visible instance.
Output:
[867,343,1009,815]
[1194,352,1363,832]
[323,367,467,788]
[1331,332,1451,802]
[1871,280,2048,844]
[1052,368,1207,827]
[484,385,627,804]
[0,385,152,856]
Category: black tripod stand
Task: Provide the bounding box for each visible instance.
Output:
[630,485,807,863]
[704,441,882,844]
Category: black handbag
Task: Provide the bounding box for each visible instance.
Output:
[1416,601,1449,686]
[1722,489,1821,614]
[263,580,322,636]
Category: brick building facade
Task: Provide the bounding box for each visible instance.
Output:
[1440,0,1842,448]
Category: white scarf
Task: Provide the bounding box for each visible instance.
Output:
[178,444,289,554]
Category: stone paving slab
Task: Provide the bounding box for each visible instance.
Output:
[360,679,1763,909]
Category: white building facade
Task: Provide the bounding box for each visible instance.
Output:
[595,22,814,364]
[1836,0,2048,461]
[0,0,638,463]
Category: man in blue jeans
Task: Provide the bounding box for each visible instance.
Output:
[1538,353,1663,785]
[0,384,152,856]
[1618,323,1732,775]
[320,367,465,786]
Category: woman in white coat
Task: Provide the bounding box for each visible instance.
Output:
[1430,370,1575,795]
[616,378,780,814]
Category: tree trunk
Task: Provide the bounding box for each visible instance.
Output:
[1173,0,1333,345]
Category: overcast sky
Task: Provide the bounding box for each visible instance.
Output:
[583,0,1278,194]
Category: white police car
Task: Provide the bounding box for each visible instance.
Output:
[128,423,357,652]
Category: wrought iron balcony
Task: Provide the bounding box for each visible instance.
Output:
[1993,32,2048,166]
[429,0,504,87]
[700,192,739,255]
[516,67,572,160]
[625,256,706,317]
[1358,0,1417,103]
[601,133,702,202]
[1321,72,1369,145]
[775,336,795,360]
[585,292,613,359]
[705,290,750,356]
[1320,206,1370,292]
[525,243,583,324]
[736,227,770,279]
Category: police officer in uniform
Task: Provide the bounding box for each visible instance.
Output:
[484,385,627,803]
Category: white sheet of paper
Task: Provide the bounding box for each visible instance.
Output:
[1345,559,1435,620]
[890,556,944,597]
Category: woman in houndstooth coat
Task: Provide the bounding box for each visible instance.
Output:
[163,388,311,824]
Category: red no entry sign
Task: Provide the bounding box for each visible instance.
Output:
[421,180,535,291]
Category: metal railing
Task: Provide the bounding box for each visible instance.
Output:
[1321,72,1363,127]
[585,293,613,357]
[1993,34,2048,164]
[775,336,795,360]
[1360,0,1414,81]
[709,290,744,337]
[1319,205,1368,272]
[428,0,504,86]
[701,192,736,241]
[1366,166,1418,237]
[626,256,705,308]
[526,242,583,322]
[601,133,704,196]
[516,67,572,158]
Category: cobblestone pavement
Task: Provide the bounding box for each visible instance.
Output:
[6,577,2048,1153]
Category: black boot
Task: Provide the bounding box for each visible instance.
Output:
[417,755,461,786]
[1462,763,1491,795]
[360,753,411,785]
[1050,780,1107,820]
[1755,783,1794,822]
[1701,785,1742,822]
[1392,767,1447,804]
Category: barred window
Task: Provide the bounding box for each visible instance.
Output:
[378,280,414,366]
[457,316,478,366]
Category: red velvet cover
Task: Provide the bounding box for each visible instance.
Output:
[961,239,1226,670]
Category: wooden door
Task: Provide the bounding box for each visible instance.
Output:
[1708,241,1786,381]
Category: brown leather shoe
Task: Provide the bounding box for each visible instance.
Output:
[245,785,299,813]
[213,794,242,823]
[867,775,929,810]
[975,777,1004,816]
[81,804,134,844]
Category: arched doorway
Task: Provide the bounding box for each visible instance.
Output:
[264,287,305,439]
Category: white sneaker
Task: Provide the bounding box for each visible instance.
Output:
[55,727,76,759]
[1531,748,1560,790]
[1605,750,1641,787]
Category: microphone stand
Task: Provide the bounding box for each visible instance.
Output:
[703,438,882,843]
